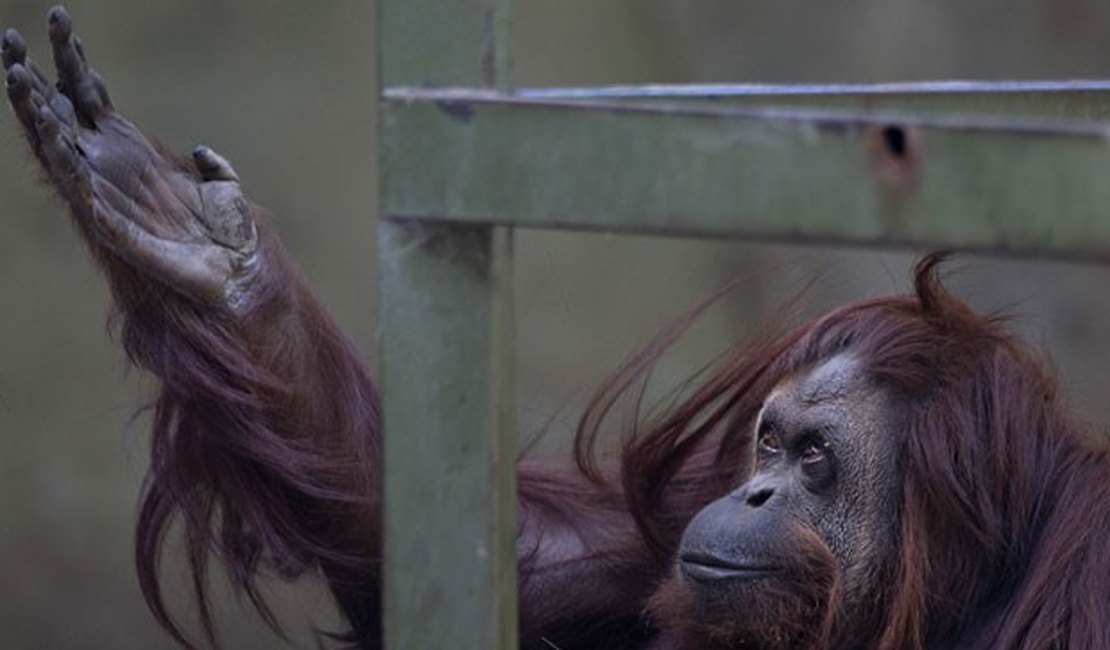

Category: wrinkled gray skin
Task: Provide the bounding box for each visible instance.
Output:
[679,354,904,640]
[2,6,259,310]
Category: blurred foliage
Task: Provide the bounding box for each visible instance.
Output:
[3,0,1110,647]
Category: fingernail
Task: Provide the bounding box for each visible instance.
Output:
[48,6,67,26]
[6,63,26,91]
[47,6,71,40]
[2,28,26,61]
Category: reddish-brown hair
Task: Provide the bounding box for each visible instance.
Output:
[578,254,1110,648]
[115,235,1110,649]
[108,215,381,648]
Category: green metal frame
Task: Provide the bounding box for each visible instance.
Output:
[378,1,517,649]
[377,2,1110,648]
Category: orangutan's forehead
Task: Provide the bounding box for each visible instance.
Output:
[769,354,869,409]
[755,354,896,449]
[757,355,898,474]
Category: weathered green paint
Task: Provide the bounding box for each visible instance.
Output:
[381,92,1110,261]
[379,221,517,649]
[378,0,517,648]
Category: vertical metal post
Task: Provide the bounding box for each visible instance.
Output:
[378,0,516,648]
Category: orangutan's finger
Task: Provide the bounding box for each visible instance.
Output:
[193,145,241,183]
[1,27,27,69]
[6,63,45,150]
[37,102,92,202]
[47,6,112,124]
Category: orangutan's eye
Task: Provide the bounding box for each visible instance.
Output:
[758,428,783,453]
[796,433,835,490]
[799,437,827,463]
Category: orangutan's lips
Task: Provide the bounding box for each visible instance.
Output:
[679,553,781,583]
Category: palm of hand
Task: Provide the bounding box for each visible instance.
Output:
[3,7,258,308]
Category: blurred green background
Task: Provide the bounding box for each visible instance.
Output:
[5,1,1110,647]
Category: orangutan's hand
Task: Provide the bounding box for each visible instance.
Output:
[3,7,260,309]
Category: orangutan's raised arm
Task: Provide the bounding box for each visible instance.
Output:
[4,8,382,647]
[4,8,675,649]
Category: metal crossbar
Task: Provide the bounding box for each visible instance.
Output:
[376,1,1110,648]
[382,87,1110,261]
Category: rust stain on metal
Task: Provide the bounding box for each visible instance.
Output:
[436,100,477,122]
[866,123,923,196]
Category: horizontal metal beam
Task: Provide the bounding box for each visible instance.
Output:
[511,81,1110,120]
[381,88,1110,261]
[514,80,1110,96]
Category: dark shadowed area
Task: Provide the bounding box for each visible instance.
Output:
[3,1,1110,647]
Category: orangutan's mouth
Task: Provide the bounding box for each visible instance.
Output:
[679,553,781,583]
